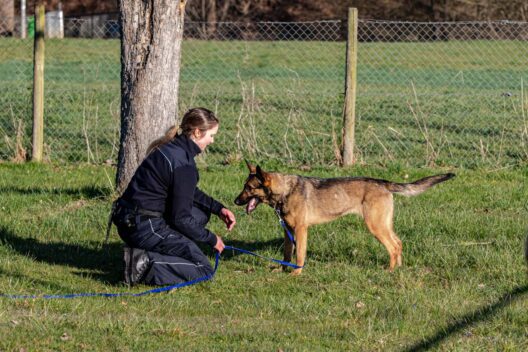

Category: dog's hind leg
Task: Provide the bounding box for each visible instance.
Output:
[363,195,402,271]
[386,203,403,267]
[391,232,403,267]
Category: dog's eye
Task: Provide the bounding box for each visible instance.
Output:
[245,184,263,192]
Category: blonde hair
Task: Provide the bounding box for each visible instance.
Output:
[146,107,219,155]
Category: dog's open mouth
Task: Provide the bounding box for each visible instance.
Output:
[246,197,261,214]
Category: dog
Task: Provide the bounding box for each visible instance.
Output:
[234,161,455,275]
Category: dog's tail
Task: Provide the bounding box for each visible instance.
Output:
[385,173,455,197]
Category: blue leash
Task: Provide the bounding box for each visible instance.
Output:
[224,245,301,269]
[275,208,296,246]
[0,245,302,300]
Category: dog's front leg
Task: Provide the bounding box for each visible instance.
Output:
[282,229,294,272]
[292,226,308,276]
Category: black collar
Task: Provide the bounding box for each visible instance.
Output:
[171,134,202,157]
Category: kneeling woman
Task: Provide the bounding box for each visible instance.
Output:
[113,107,236,286]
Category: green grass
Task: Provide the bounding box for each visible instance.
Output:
[1,38,527,166]
[0,162,527,350]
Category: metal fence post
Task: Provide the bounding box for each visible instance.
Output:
[32,3,45,162]
[342,7,358,166]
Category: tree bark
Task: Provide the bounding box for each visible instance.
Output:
[0,0,15,36]
[116,0,187,193]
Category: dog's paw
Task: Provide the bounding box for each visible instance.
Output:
[290,269,303,276]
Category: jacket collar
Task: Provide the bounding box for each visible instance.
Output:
[172,134,202,157]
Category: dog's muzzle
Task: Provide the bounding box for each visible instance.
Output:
[234,197,246,206]
[234,196,260,214]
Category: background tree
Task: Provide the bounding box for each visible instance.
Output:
[15,0,528,21]
[0,0,15,36]
[116,0,188,193]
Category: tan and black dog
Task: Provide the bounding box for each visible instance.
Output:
[234,161,454,275]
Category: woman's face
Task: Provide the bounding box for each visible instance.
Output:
[192,124,219,151]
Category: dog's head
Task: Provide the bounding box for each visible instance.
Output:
[234,161,272,214]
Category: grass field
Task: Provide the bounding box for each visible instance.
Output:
[1,38,527,166]
[0,32,527,350]
[0,162,526,350]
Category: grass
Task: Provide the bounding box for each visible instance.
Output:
[0,162,527,350]
[1,37,527,166]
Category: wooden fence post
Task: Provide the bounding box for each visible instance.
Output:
[342,7,358,166]
[32,3,45,162]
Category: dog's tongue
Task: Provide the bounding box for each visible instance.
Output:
[246,198,257,214]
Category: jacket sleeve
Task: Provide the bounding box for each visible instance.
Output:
[194,187,225,215]
[169,165,217,247]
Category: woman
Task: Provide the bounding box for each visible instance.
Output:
[113,107,236,286]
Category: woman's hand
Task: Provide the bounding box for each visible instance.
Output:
[219,208,236,231]
[214,235,225,253]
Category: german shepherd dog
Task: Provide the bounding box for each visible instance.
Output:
[234,161,455,275]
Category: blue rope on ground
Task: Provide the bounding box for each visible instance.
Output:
[224,245,302,269]
[0,245,302,300]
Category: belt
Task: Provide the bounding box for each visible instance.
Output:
[117,198,164,218]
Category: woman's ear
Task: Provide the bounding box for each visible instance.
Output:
[192,128,202,139]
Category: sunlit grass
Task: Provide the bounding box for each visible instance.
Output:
[0,162,526,350]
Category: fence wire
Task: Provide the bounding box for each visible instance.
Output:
[0,17,527,167]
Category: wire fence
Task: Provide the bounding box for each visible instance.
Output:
[1,17,527,168]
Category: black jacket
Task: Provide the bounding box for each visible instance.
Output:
[121,134,224,246]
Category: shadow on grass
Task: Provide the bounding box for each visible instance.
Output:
[0,225,286,286]
[404,284,528,352]
[0,185,111,199]
[0,225,123,284]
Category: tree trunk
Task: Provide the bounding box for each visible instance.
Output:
[116,0,187,193]
[0,0,15,36]
[206,0,217,37]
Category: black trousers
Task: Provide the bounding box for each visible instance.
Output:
[117,207,214,286]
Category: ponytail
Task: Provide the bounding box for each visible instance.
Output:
[146,125,179,155]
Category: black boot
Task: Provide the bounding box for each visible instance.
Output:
[123,246,151,286]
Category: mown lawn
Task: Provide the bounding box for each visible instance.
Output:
[0,162,526,351]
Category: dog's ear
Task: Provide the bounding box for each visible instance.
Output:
[256,165,271,186]
[245,159,256,174]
